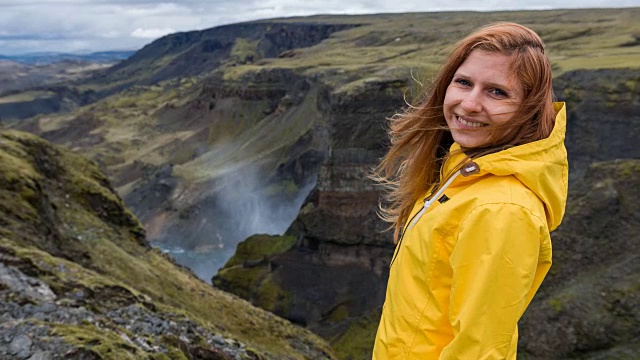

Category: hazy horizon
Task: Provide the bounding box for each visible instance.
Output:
[1,1,638,56]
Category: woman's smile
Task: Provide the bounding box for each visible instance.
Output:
[455,116,488,128]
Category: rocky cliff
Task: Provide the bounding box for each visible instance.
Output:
[213,76,403,358]
[0,130,335,359]
[555,69,640,181]
[519,159,640,359]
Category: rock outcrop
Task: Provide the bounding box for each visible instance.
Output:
[518,159,640,359]
[555,69,640,181]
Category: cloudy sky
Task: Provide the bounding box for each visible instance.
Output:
[0,0,638,55]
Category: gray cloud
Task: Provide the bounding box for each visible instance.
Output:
[0,0,638,54]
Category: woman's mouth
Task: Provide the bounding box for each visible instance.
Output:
[456,116,487,128]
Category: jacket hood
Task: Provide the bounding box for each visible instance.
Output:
[445,102,568,231]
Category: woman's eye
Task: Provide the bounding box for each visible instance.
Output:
[454,78,471,86]
[490,88,508,97]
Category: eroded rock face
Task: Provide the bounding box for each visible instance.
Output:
[518,159,640,359]
[118,68,330,279]
[556,69,640,182]
[215,76,404,357]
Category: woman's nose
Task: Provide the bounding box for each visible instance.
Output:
[460,91,482,113]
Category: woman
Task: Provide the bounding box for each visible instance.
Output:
[372,22,568,359]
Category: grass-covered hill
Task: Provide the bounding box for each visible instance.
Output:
[0,129,335,359]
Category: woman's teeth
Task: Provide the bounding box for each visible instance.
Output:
[457,116,486,128]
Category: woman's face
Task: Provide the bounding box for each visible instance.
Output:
[443,49,524,148]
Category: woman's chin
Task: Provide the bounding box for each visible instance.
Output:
[451,131,490,149]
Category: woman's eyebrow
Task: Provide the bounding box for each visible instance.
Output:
[454,75,513,91]
[484,81,510,90]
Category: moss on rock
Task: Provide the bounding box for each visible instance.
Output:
[255,273,293,315]
[330,309,381,360]
[223,234,296,268]
[214,234,297,316]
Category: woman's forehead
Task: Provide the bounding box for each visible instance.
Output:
[456,50,520,85]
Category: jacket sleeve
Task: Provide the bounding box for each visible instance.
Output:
[439,203,545,360]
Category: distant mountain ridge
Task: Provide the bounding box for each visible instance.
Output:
[0,51,135,65]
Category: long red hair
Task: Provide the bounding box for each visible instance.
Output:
[373,22,556,242]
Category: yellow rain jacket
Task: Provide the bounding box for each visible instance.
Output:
[373,102,568,359]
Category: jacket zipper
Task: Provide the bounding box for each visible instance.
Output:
[388,170,462,269]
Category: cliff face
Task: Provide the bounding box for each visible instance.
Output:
[215,78,403,357]
[518,159,640,359]
[121,68,329,279]
[556,69,640,181]
[0,130,335,359]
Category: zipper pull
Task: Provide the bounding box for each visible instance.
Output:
[408,198,433,230]
[406,169,463,231]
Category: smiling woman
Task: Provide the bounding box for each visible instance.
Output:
[372,22,568,359]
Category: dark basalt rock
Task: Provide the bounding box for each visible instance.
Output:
[555,69,640,182]
[518,159,640,359]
